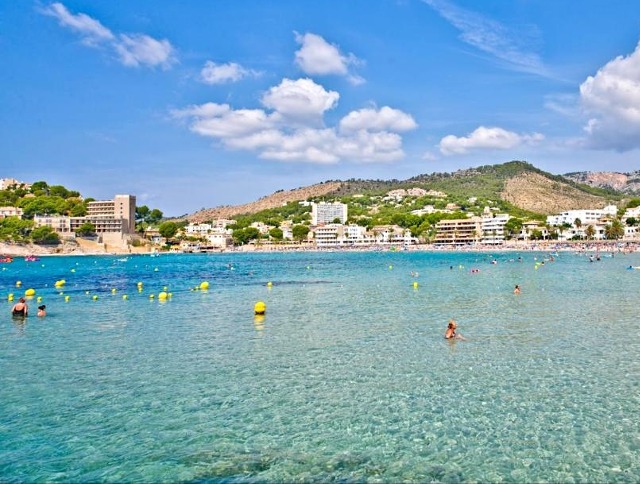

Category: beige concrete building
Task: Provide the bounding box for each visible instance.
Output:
[34,194,136,236]
[0,206,24,219]
[434,217,483,245]
[87,195,136,233]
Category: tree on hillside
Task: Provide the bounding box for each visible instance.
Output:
[30,181,49,194]
[232,227,260,245]
[0,217,33,242]
[76,222,96,237]
[269,227,283,241]
[30,226,60,245]
[503,218,523,240]
[626,198,640,209]
[292,225,310,242]
[158,221,178,239]
[626,217,637,227]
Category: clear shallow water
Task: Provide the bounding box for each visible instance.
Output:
[1,251,639,483]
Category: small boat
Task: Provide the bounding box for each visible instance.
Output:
[0,256,13,263]
[25,255,40,262]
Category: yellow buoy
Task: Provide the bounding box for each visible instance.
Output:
[149,294,155,299]
[16,281,22,287]
[163,286,168,291]
[111,288,117,294]
[158,291,168,300]
[266,281,273,288]
[37,296,42,302]
[25,288,36,297]
[168,293,173,298]
[254,301,266,315]
[413,281,419,289]
[65,295,70,302]
[200,281,210,290]
[92,295,98,301]
[122,295,129,300]
[8,294,14,301]
[389,265,393,270]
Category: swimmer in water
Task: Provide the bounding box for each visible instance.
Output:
[37,305,46,317]
[444,319,466,340]
[11,297,28,317]
[513,285,521,294]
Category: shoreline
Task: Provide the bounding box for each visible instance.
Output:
[1,240,637,257]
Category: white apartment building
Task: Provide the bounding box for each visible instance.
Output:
[0,178,30,190]
[311,202,348,225]
[186,223,212,235]
[0,206,23,219]
[547,205,617,226]
[481,212,510,245]
[623,206,640,220]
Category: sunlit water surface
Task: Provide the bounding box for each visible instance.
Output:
[1,251,639,482]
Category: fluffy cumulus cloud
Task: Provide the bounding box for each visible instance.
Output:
[41,2,176,68]
[339,106,417,133]
[200,61,259,84]
[579,40,640,151]
[438,126,544,155]
[172,78,416,163]
[294,32,365,85]
[261,78,339,127]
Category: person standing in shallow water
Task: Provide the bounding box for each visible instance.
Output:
[11,297,28,317]
[514,285,521,294]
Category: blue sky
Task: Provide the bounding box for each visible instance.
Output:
[2,1,640,216]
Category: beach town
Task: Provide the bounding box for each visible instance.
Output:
[2,176,640,258]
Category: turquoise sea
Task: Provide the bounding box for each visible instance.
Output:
[1,250,639,483]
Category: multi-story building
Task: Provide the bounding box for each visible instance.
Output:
[34,194,136,236]
[311,202,348,225]
[0,178,30,190]
[86,195,136,233]
[0,206,23,219]
[434,217,483,245]
[481,212,511,245]
[546,205,617,227]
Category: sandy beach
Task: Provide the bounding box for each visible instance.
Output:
[2,239,637,258]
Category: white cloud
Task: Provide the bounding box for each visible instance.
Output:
[579,40,640,151]
[439,126,544,155]
[41,2,176,68]
[172,78,416,164]
[41,2,114,44]
[261,78,340,127]
[294,32,365,85]
[114,34,176,68]
[339,106,417,133]
[200,61,259,84]
[422,0,546,76]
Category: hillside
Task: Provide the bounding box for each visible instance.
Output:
[563,170,640,194]
[188,181,343,223]
[185,161,625,221]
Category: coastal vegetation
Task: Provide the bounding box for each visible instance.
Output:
[1,161,637,249]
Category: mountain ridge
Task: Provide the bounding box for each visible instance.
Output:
[186,161,627,222]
